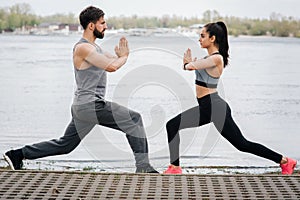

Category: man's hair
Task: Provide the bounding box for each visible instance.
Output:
[79,6,105,29]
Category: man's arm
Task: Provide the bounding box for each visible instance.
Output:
[103,51,117,59]
[75,37,129,72]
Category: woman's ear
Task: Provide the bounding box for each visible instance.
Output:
[210,35,216,43]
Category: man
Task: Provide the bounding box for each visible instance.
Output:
[4,6,158,173]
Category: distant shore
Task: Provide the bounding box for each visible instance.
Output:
[1,31,300,39]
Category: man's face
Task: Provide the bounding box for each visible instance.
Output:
[93,17,107,39]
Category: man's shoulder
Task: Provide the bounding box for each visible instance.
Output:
[74,42,95,56]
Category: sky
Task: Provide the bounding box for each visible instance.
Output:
[1,0,299,19]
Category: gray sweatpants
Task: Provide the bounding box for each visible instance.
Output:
[22,100,150,167]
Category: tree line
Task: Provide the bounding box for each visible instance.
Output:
[1,3,299,37]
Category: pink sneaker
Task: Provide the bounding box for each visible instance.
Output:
[163,165,182,174]
[280,158,297,175]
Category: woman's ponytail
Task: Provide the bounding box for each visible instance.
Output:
[216,21,229,67]
[205,21,229,67]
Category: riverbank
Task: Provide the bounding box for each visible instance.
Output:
[1,159,299,175]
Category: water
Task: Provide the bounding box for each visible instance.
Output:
[0,34,300,174]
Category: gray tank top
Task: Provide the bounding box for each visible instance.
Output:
[195,52,220,88]
[73,38,107,105]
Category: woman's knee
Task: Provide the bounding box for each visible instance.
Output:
[166,116,181,135]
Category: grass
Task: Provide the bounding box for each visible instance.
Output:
[0,166,11,170]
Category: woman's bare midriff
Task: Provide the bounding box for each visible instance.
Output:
[196,85,217,98]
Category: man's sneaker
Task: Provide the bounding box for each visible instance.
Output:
[136,164,159,173]
[280,158,297,175]
[163,165,182,174]
[3,150,24,170]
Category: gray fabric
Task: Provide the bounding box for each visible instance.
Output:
[195,68,219,86]
[73,38,107,105]
[195,53,220,87]
[21,38,151,168]
[22,100,150,167]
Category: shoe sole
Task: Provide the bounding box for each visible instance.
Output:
[3,154,15,170]
[163,171,182,174]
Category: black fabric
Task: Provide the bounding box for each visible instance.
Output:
[166,92,283,166]
[195,80,218,88]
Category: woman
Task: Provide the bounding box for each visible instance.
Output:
[164,21,297,175]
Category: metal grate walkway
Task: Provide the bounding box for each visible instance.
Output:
[0,170,299,199]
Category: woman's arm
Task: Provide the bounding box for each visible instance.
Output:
[183,48,221,70]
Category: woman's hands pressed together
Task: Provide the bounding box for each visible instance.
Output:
[183,48,197,70]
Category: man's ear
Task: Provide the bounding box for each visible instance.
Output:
[88,22,94,31]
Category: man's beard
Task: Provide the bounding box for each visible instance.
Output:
[94,28,105,39]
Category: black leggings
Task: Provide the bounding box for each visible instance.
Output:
[166,92,283,166]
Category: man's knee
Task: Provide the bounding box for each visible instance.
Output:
[130,111,143,125]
